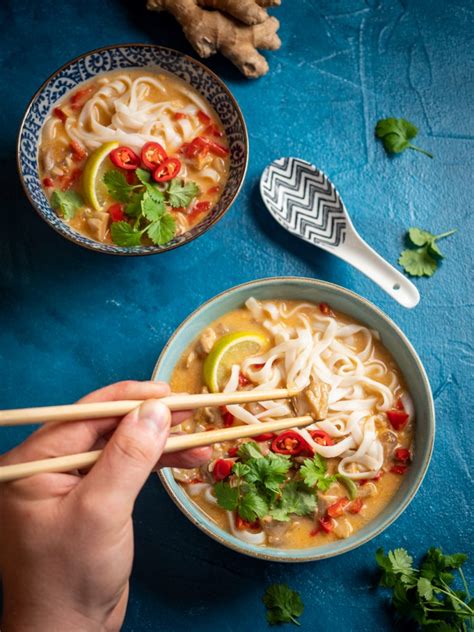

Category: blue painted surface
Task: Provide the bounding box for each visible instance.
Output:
[0,1,472,630]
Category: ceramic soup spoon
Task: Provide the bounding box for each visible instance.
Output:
[260,157,420,308]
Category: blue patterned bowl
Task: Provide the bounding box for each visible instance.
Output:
[153,277,435,562]
[17,44,248,255]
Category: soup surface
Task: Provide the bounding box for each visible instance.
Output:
[170,298,415,549]
[38,69,230,246]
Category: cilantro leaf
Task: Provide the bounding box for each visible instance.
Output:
[270,481,317,521]
[300,454,337,491]
[147,212,176,246]
[375,117,433,158]
[214,482,239,511]
[167,179,200,208]
[110,221,143,247]
[125,192,144,218]
[141,191,165,222]
[103,170,135,203]
[50,190,84,220]
[399,247,438,277]
[263,584,304,626]
[417,577,434,601]
[237,441,263,462]
[135,168,151,185]
[232,462,251,478]
[239,488,269,522]
[244,452,291,498]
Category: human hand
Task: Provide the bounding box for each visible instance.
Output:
[0,381,211,632]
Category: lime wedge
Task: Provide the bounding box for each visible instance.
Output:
[82,141,119,211]
[203,331,268,393]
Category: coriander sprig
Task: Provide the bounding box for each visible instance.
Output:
[375,117,433,158]
[399,227,457,277]
[263,584,304,626]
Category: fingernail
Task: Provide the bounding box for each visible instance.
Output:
[137,401,171,436]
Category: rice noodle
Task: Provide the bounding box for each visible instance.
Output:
[219,297,406,480]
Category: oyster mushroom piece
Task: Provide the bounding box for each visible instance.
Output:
[291,379,329,420]
[333,517,354,539]
[87,211,109,242]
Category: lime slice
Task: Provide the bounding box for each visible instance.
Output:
[82,141,119,211]
[203,331,268,393]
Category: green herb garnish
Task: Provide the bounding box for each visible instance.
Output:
[103,169,198,247]
[376,547,473,630]
[263,584,304,626]
[375,118,433,158]
[214,442,317,523]
[50,190,84,220]
[300,453,337,492]
[399,227,457,277]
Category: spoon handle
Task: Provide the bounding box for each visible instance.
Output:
[339,233,420,308]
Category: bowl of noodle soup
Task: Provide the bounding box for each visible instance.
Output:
[17,44,248,254]
[153,277,434,561]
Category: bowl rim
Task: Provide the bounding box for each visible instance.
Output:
[16,42,249,256]
[153,276,435,562]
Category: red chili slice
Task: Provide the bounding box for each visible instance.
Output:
[310,429,335,446]
[197,110,211,125]
[253,432,276,442]
[319,302,334,316]
[213,458,234,481]
[348,498,364,514]
[43,177,54,188]
[184,137,209,159]
[319,515,335,533]
[271,430,311,456]
[125,170,136,185]
[53,107,67,123]
[394,448,411,462]
[70,140,87,161]
[141,142,168,170]
[110,146,140,171]
[220,406,234,428]
[390,464,408,475]
[386,409,409,431]
[327,498,349,518]
[153,157,181,182]
[108,203,124,222]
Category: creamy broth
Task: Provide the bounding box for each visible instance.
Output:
[39,69,229,246]
[171,300,414,549]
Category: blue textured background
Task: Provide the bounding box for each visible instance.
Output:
[1,1,473,630]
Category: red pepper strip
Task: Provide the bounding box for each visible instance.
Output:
[387,409,409,431]
[390,464,408,475]
[53,107,67,123]
[235,515,260,531]
[348,498,364,514]
[70,140,87,161]
[310,429,335,446]
[254,363,265,370]
[271,430,310,456]
[207,185,220,194]
[174,112,186,120]
[220,406,234,428]
[205,124,224,137]
[213,458,234,481]
[153,157,181,182]
[239,373,250,387]
[395,398,405,410]
[108,203,124,222]
[253,432,276,442]
[70,86,94,110]
[319,302,334,316]
[125,170,136,185]
[327,498,349,518]
[184,136,209,159]
[206,139,229,157]
[59,168,82,191]
[319,515,334,533]
[110,146,140,171]
[310,526,320,536]
[197,110,211,125]
[141,141,168,170]
[43,177,54,188]
[394,448,411,462]
[227,445,239,457]
[187,477,203,484]
[188,200,211,223]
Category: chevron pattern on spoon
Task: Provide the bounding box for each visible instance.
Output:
[260,157,420,308]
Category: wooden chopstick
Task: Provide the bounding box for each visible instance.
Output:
[0,415,313,483]
[0,388,300,428]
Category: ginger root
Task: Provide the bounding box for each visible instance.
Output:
[147,0,281,78]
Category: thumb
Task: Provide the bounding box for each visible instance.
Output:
[80,400,171,519]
